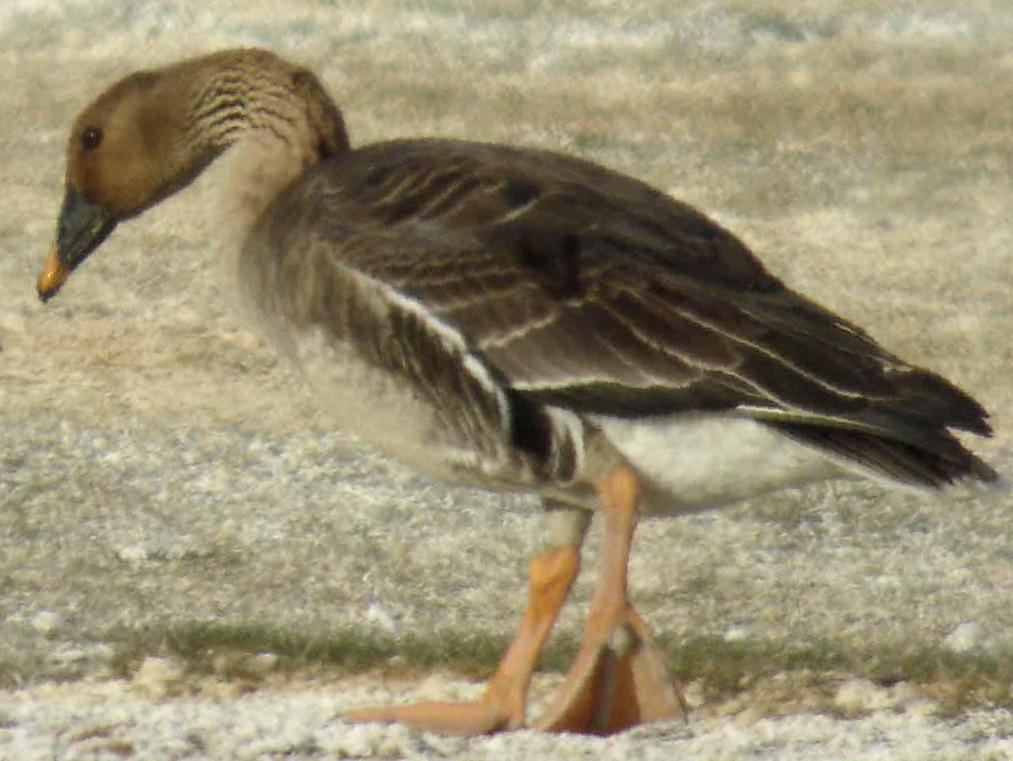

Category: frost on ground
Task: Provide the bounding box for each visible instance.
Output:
[3,674,1013,761]
[3,0,1013,759]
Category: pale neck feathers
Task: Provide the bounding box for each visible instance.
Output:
[133,50,349,295]
[165,49,349,235]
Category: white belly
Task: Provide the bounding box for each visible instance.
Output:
[286,326,485,481]
[596,413,845,514]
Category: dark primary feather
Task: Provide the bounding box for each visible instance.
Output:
[257,138,995,487]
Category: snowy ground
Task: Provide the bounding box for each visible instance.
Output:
[3,1,1013,758]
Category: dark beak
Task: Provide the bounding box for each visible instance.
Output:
[37,186,118,302]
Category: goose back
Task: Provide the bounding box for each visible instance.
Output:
[239,137,994,495]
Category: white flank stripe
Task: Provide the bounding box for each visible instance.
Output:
[476,308,558,350]
[511,374,652,390]
[544,405,585,477]
[495,196,539,224]
[348,267,512,435]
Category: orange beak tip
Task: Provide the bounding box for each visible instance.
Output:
[37,247,69,303]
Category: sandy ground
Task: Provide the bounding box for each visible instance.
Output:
[3,1,1013,758]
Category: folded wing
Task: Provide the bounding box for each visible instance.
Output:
[263,138,995,487]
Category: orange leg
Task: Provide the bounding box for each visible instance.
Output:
[345,542,580,735]
[536,465,685,734]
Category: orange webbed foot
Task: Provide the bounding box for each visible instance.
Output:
[535,607,685,734]
[346,698,518,736]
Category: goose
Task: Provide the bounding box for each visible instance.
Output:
[38,48,997,736]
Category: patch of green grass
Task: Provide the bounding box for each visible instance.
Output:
[663,634,846,695]
[104,621,531,682]
[876,646,1013,717]
[663,634,1013,715]
[92,621,1013,716]
[0,652,49,691]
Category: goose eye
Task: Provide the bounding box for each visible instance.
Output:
[81,126,103,152]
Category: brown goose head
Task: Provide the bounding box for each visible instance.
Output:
[37,69,207,302]
[37,49,349,302]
